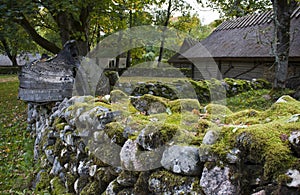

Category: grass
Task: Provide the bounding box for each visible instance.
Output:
[0,75,34,194]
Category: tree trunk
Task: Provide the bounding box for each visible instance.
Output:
[0,37,18,66]
[272,0,297,88]
[157,0,172,67]
[54,8,91,56]
[126,9,133,68]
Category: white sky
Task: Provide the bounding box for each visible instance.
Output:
[184,0,221,25]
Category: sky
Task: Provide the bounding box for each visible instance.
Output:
[184,0,221,25]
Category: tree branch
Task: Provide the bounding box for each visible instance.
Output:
[15,14,61,54]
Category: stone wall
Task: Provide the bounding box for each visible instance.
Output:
[28,91,300,194]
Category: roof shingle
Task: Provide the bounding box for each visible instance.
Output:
[180,8,300,60]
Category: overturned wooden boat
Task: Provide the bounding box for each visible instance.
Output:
[18,40,79,103]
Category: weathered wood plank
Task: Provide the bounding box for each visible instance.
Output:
[18,88,73,102]
[18,40,79,103]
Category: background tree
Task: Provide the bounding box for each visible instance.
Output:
[154,0,195,66]
[271,0,298,88]
[169,13,213,40]
[0,0,211,67]
[0,0,106,56]
[0,19,39,66]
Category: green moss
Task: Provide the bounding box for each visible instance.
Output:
[81,181,102,195]
[226,89,295,112]
[94,102,112,109]
[65,172,76,193]
[135,94,168,105]
[53,117,67,131]
[35,171,51,192]
[225,109,262,125]
[225,95,300,125]
[205,103,232,121]
[135,122,178,146]
[169,98,201,113]
[104,122,126,146]
[149,170,203,193]
[211,96,300,179]
[110,89,128,103]
[180,112,201,131]
[277,173,293,185]
[189,80,210,103]
[163,113,181,126]
[197,119,214,132]
[134,172,151,194]
[50,176,68,195]
[158,123,179,143]
[212,118,299,180]
[55,122,67,131]
[224,78,252,96]
[263,95,300,120]
[66,102,89,113]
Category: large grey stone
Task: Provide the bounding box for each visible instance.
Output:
[202,129,219,145]
[288,131,300,157]
[50,157,63,175]
[161,145,202,176]
[120,139,162,171]
[200,166,237,195]
[286,169,300,187]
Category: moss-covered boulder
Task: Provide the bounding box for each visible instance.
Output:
[136,123,178,150]
[169,98,201,113]
[110,89,128,103]
[148,170,204,194]
[205,103,233,121]
[131,82,178,100]
[130,94,168,115]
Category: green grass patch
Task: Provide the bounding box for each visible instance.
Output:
[226,89,295,112]
[0,75,34,194]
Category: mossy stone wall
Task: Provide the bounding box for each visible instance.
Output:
[27,83,300,194]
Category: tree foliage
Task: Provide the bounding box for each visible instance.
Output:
[169,14,213,40]
[0,17,38,66]
[207,0,271,18]
[0,0,213,66]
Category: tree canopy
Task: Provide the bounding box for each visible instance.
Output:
[207,0,272,18]
[0,0,210,65]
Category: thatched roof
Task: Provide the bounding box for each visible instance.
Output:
[168,38,198,63]
[180,7,300,61]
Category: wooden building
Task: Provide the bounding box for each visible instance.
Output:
[169,7,300,81]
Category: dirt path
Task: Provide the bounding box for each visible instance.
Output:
[0,75,18,83]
